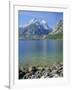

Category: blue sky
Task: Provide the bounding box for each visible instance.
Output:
[18,10,63,28]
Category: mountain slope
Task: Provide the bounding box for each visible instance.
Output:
[19,18,52,40]
[46,20,63,39]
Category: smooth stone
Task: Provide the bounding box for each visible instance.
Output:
[49,70,57,77]
[35,71,42,78]
[23,73,30,79]
[38,67,43,70]
[28,66,33,72]
[52,64,58,70]
[31,75,36,79]
[41,76,45,79]
[41,70,46,75]
[53,74,59,78]
[44,72,49,78]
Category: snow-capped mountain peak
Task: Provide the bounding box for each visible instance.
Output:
[21,18,39,28]
[40,20,48,30]
[19,18,52,38]
[41,20,47,24]
[29,18,38,24]
[23,18,49,29]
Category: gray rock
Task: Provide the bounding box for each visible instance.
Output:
[38,67,43,71]
[31,75,36,79]
[35,71,42,78]
[43,72,49,78]
[53,74,59,78]
[23,73,30,79]
[41,76,45,79]
[56,69,63,76]
[28,66,33,72]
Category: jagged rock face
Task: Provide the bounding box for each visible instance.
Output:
[19,19,63,39]
[50,20,63,35]
[47,20,63,39]
[19,18,52,39]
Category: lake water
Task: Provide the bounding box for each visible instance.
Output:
[19,40,63,64]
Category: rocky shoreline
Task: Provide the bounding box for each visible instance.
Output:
[19,63,63,79]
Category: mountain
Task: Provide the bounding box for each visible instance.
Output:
[47,20,63,39]
[19,19,63,40]
[50,20,63,34]
[19,18,52,39]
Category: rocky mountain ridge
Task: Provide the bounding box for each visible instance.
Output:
[19,18,63,39]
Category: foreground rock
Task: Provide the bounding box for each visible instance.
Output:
[19,63,63,79]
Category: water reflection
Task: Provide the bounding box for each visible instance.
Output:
[19,40,63,63]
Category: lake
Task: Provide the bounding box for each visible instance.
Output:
[19,40,63,65]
